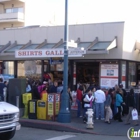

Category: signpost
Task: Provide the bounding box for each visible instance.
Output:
[68,40,77,48]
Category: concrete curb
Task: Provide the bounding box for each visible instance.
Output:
[20,119,99,135]
[19,119,125,136]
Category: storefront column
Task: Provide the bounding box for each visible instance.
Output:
[118,60,121,85]
[14,60,18,78]
[41,60,44,82]
[47,60,51,72]
[126,61,129,88]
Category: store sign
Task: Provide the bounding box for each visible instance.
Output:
[15,49,86,58]
[100,64,118,88]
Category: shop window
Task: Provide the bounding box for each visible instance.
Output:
[128,62,136,87]
[17,60,42,80]
[77,62,99,85]
[3,61,14,75]
[2,61,14,82]
[50,63,64,81]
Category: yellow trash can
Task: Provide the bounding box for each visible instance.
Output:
[22,93,32,118]
[37,100,47,120]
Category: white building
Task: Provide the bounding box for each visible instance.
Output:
[0,21,140,89]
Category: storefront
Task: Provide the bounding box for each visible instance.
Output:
[0,21,140,89]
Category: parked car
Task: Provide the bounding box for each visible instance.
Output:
[0,101,21,140]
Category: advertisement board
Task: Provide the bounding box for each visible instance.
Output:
[100,64,118,88]
[47,94,54,116]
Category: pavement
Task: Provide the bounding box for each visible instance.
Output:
[19,110,140,136]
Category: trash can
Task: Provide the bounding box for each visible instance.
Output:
[37,100,47,120]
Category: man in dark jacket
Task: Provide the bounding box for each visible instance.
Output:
[48,81,58,93]
[0,78,6,101]
[125,88,139,125]
[119,83,127,115]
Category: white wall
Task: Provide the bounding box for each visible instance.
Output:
[0,22,125,59]
[122,20,140,61]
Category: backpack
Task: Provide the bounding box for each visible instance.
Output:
[38,85,45,94]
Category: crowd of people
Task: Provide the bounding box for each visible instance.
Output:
[76,83,139,125]
[0,76,139,126]
[26,79,62,99]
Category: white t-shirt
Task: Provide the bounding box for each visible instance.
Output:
[84,94,94,108]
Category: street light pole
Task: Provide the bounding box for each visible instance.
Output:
[57,0,71,123]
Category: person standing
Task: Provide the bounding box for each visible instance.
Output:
[119,83,127,115]
[76,85,83,118]
[114,88,124,122]
[26,81,32,93]
[0,78,6,101]
[67,87,73,110]
[94,87,106,120]
[105,89,112,124]
[48,80,58,93]
[125,88,139,125]
[57,80,63,94]
[83,88,94,123]
[32,81,40,99]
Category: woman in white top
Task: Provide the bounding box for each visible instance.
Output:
[83,89,94,123]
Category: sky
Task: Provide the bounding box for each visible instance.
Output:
[25,0,140,26]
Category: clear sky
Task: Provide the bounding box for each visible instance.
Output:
[25,0,139,26]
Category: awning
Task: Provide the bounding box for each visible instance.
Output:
[87,37,117,54]
[0,37,117,56]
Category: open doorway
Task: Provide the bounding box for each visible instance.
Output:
[76,62,100,86]
[137,64,140,84]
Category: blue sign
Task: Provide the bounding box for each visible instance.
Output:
[0,74,14,82]
[50,58,63,65]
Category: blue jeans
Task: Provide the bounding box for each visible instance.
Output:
[114,104,117,115]
[76,99,81,117]
[0,94,3,101]
[95,103,105,119]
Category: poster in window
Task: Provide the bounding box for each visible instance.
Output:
[100,64,118,88]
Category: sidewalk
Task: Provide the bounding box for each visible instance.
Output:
[19,111,140,136]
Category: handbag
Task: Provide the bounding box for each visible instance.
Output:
[132,109,138,120]
[83,97,89,102]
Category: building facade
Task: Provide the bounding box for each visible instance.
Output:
[0,0,25,29]
[0,21,140,89]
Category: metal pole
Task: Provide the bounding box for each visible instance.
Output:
[16,96,19,108]
[57,0,71,123]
